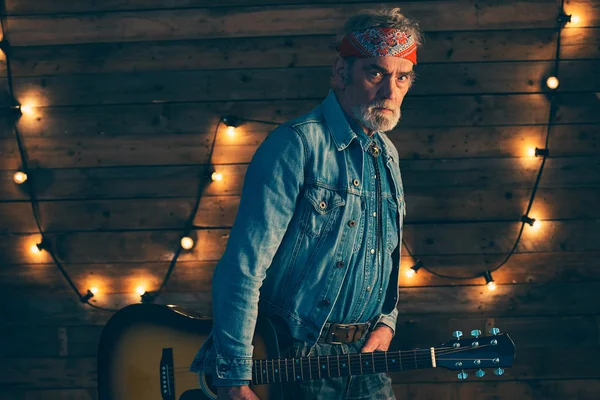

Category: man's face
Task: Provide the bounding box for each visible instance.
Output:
[340,56,415,133]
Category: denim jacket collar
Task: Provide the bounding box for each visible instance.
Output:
[322,89,396,163]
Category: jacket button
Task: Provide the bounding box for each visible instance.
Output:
[319,299,331,307]
[353,179,360,187]
[348,220,356,227]
[336,261,344,268]
[319,201,327,209]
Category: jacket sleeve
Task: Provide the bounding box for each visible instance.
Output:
[376,306,398,337]
[208,125,306,382]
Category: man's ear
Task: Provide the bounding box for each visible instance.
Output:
[332,56,348,89]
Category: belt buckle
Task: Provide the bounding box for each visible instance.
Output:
[326,323,360,344]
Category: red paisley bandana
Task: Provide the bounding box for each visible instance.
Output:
[337,27,417,64]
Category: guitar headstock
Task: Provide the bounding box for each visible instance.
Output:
[435,327,515,379]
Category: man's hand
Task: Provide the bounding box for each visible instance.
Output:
[360,325,394,353]
[217,385,259,400]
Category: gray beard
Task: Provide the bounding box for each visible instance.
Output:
[350,103,401,133]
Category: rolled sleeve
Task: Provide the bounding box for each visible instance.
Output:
[206,125,306,381]
[376,307,398,337]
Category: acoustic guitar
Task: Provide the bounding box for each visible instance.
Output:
[97,303,515,400]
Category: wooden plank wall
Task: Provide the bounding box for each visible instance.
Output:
[1,0,599,398]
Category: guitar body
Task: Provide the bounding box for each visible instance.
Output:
[97,303,283,400]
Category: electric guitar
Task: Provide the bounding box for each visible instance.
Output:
[97,303,516,400]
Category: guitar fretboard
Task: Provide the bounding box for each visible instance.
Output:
[251,348,434,385]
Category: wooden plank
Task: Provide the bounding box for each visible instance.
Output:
[562,27,600,59]
[10,61,584,107]
[4,1,560,46]
[5,0,454,14]
[7,29,571,78]
[2,251,599,296]
[2,122,600,169]
[3,93,593,140]
[1,218,600,264]
[2,282,600,325]
[4,123,600,169]
[391,380,600,400]
[2,186,600,233]
[1,156,598,201]
[7,27,596,77]
[0,390,96,400]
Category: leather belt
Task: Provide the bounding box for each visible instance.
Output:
[318,317,379,344]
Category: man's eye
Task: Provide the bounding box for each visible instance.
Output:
[370,71,381,78]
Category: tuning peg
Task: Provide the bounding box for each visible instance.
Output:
[494,368,504,376]
[452,330,463,339]
[489,327,500,335]
[471,329,481,338]
[475,369,485,378]
[457,370,468,380]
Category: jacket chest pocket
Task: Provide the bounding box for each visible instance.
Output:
[299,185,346,238]
[386,197,400,254]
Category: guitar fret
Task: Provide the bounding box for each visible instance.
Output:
[317,356,320,378]
[371,352,375,373]
[285,358,288,383]
[359,353,363,375]
[300,357,304,380]
[308,356,312,380]
[272,359,275,383]
[414,350,417,370]
[348,353,352,375]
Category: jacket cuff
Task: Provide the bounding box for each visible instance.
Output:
[215,356,254,381]
[376,311,398,337]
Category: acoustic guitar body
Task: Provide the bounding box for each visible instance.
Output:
[97,303,282,400]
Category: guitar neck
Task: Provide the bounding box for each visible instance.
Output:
[251,348,435,385]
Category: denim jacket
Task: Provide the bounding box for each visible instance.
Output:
[190,89,406,383]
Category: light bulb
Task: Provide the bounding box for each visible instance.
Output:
[181,236,194,249]
[90,287,99,294]
[226,126,236,137]
[527,147,536,157]
[571,15,580,24]
[30,244,41,253]
[136,286,146,295]
[546,76,559,89]
[405,268,415,278]
[212,172,223,181]
[487,281,497,291]
[20,104,33,115]
[13,171,27,184]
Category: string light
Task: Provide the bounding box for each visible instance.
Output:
[136,286,146,296]
[405,259,423,278]
[546,76,559,89]
[483,271,496,291]
[521,215,536,227]
[222,115,239,138]
[13,171,27,184]
[570,15,580,24]
[226,126,236,137]
[80,289,95,302]
[180,236,195,249]
[90,287,99,295]
[534,147,550,157]
[212,172,223,181]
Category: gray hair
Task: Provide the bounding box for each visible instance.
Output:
[332,7,423,86]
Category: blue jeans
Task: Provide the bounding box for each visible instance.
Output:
[274,321,396,400]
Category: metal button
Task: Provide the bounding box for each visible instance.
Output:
[319,201,327,209]
[336,261,344,268]
[348,220,356,227]
[373,212,377,217]
[366,286,371,292]
[319,299,331,307]
[353,179,360,187]
[370,249,375,254]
